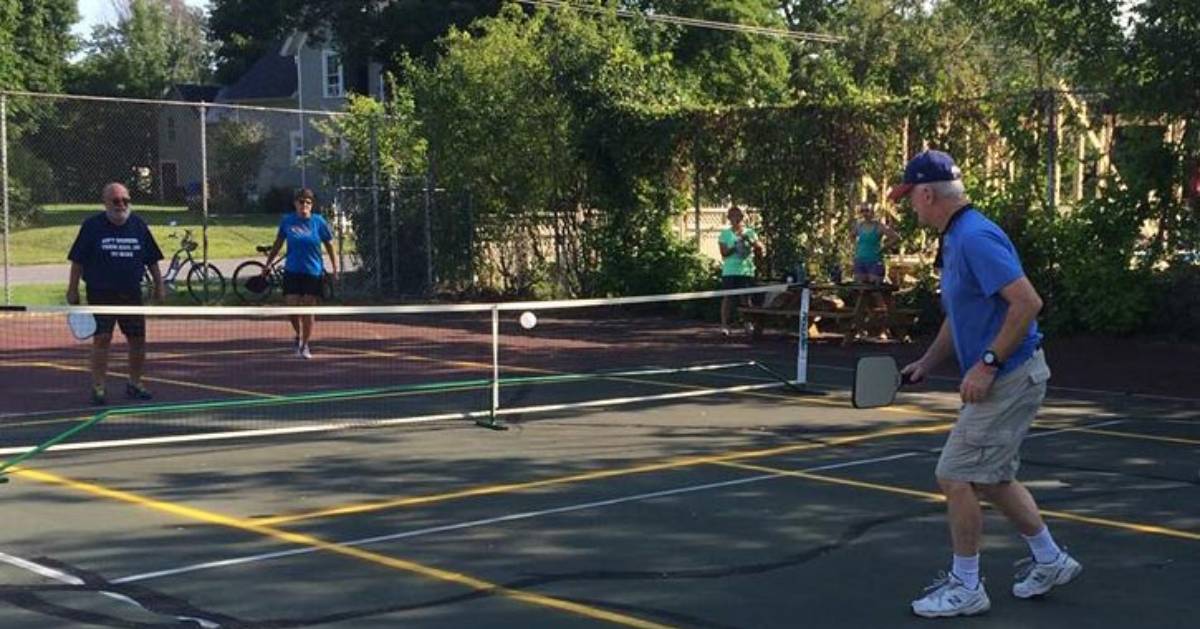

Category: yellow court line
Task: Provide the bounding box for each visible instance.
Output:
[154,348,278,359]
[11,466,674,629]
[1073,428,1200,447]
[253,423,954,526]
[715,461,1200,542]
[12,360,282,399]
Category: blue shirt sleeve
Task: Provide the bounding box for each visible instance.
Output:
[964,228,1024,297]
[318,215,333,243]
[277,215,289,240]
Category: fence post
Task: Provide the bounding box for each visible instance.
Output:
[387,176,398,295]
[199,102,210,300]
[692,135,701,243]
[1,93,8,305]
[369,121,382,296]
[424,155,434,293]
[1045,90,1059,213]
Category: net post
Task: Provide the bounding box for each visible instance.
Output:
[796,285,810,385]
[1,93,9,306]
[476,304,507,430]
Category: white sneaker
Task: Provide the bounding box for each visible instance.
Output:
[300,344,312,359]
[720,327,732,337]
[911,572,990,618]
[1013,552,1082,599]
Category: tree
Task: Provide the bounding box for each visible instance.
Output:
[207,0,296,85]
[72,0,214,98]
[636,0,793,105]
[0,0,76,95]
[0,0,76,222]
[292,0,503,66]
[953,0,1124,90]
[209,119,269,212]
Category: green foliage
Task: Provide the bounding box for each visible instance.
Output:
[310,84,426,183]
[208,119,269,213]
[408,3,703,296]
[5,145,53,225]
[644,0,792,105]
[985,189,1155,336]
[71,0,213,98]
[1148,263,1200,340]
[0,0,76,96]
[208,0,296,84]
[1124,0,1200,118]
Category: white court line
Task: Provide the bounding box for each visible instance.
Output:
[0,551,221,628]
[113,419,1123,585]
[807,363,1200,405]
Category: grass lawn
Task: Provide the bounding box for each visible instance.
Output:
[6,204,286,265]
[7,283,70,306]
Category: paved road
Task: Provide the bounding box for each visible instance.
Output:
[2,259,248,285]
[3,258,360,286]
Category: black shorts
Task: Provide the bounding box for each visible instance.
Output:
[282,272,324,297]
[720,275,755,290]
[86,289,145,338]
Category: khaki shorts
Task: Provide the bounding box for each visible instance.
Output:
[936,350,1051,484]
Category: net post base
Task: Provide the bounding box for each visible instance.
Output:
[474,417,509,431]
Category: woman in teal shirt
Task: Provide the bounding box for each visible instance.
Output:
[851,202,899,284]
[718,205,765,336]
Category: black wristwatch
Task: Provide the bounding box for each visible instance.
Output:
[981,350,1004,369]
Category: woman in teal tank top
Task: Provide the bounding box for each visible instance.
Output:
[851,202,899,284]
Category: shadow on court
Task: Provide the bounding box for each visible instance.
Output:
[0,370,1197,628]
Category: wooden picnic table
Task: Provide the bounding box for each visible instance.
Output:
[739,283,919,343]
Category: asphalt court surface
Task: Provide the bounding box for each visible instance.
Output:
[1,372,1198,628]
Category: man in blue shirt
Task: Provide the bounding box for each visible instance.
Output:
[890,151,1081,618]
[66,183,165,405]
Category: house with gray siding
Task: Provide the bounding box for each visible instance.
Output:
[156,84,220,202]
[158,30,384,207]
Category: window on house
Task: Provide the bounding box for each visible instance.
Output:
[290,131,304,165]
[323,50,344,98]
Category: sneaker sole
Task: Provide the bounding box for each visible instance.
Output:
[1013,561,1082,599]
[912,598,991,618]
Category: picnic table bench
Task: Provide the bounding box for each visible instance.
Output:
[739,283,919,343]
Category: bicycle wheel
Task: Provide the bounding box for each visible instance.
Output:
[186,263,226,304]
[233,260,272,304]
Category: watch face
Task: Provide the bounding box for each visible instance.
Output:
[983,351,999,366]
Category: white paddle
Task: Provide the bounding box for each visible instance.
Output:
[67,311,97,341]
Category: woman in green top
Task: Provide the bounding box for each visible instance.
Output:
[851,202,899,284]
[718,205,765,336]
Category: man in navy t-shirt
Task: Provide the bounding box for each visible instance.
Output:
[66,183,165,405]
[890,152,1081,618]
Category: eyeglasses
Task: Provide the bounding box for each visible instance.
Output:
[110,198,131,206]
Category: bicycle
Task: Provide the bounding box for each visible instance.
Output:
[232,245,285,304]
[142,229,226,304]
[232,245,336,303]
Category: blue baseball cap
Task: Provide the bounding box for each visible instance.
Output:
[887,150,962,201]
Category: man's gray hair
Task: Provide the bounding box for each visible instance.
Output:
[928,179,965,201]
[102,182,127,200]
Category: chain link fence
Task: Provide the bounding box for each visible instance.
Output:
[0,91,472,304]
